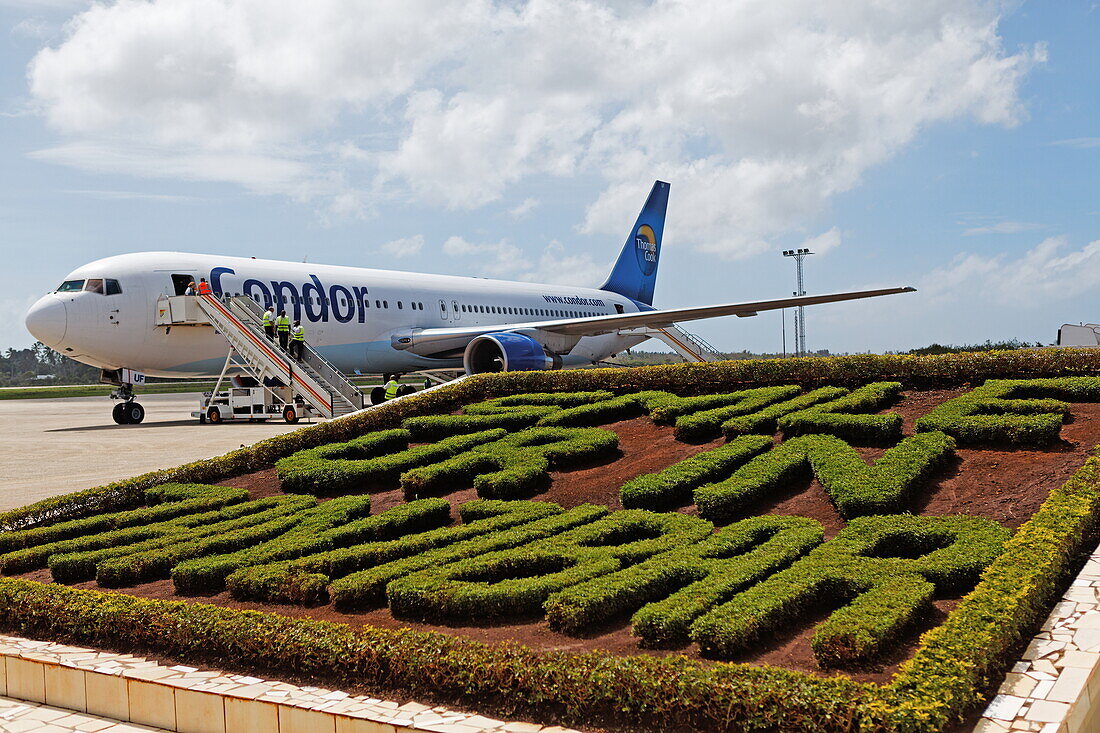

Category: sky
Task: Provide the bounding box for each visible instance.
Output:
[1,0,1098,356]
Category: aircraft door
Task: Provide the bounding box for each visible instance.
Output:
[452,300,460,322]
[170,273,197,295]
[439,299,449,322]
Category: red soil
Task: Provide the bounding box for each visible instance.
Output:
[23,390,1100,686]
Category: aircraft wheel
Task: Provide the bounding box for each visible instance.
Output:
[207,406,222,424]
[397,385,415,397]
[125,402,146,424]
[283,406,299,424]
[370,386,385,405]
[112,403,129,424]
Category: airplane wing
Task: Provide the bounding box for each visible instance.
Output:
[391,286,915,355]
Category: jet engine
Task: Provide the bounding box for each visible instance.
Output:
[463,332,563,374]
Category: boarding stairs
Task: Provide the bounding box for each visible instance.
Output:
[161,293,365,419]
[649,324,726,363]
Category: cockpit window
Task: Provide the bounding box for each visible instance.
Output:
[56,280,84,292]
[105,279,122,295]
[84,279,105,294]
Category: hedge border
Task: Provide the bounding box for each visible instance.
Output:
[4,350,1100,731]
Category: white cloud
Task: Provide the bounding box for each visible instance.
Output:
[443,236,601,285]
[963,220,1042,235]
[378,235,424,259]
[1050,137,1100,149]
[11,17,51,39]
[921,237,1100,306]
[61,189,200,203]
[801,227,842,255]
[25,0,1041,254]
[508,197,540,220]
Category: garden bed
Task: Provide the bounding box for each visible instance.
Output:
[5,351,1100,731]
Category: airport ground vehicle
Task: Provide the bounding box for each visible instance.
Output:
[192,384,315,424]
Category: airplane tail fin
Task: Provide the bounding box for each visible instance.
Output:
[599,180,669,306]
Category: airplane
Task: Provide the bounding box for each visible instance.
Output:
[24,180,915,423]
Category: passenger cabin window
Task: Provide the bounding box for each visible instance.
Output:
[84,279,105,294]
[56,280,84,293]
[105,279,122,295]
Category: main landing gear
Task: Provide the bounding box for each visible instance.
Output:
[111,383,146,425]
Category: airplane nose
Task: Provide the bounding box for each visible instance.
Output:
[25,296,67,347]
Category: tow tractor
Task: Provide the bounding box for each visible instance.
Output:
[192,377,317,424]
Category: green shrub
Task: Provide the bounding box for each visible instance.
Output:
[914,377,1100,445]
[535,392,660,427]
[0,484,248,554]
[545,515,823,642]
[400,427,619,500]
[463,391,615,413]
[228,500,590,605]
[694,432,955,522]
[276,429,505,494]
[402,407,557,440]
[863,447,1100,729]
[690,514,1010,667]
[620,435,774,510]
[0,577,874,733]
[387,511,713,622]
[777,382,903,443]
[171,497,451,595]
[672,387,803,442]
[722,386,849,437]
[47,494,319,585]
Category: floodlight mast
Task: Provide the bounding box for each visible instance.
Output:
[782,248,814,357]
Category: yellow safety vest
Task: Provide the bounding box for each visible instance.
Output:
[385,380,399,399]
[275,316,290,332]
[262,311,274,327]
[291,326,305,342]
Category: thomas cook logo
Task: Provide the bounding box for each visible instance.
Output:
[634,225,658,276]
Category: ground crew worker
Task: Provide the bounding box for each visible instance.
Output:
[262,306,275,340]
[384,373,401,401]
[197,278,212,295]
[275,310,291,349]
[290,320,305,359]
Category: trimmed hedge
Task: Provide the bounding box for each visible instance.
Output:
[690,514,1010,667]
[722,386,849,438]
[171,497,447,595]
[694,432,955,522]
[0,577,874,733]
[0,490,312,577]
[620,435,774,510]
[777,382,903,443]
[276,429,505,494]
[864,446,1100,730]
[545,515,823,643]
[673,386,803,442]
[0,483,248,554]
[400,427,619,500]
[387,510,713,622]
[48,494,319,585]
[228,501,596,606]
[403,391,617,440]
[915,377,1100,445]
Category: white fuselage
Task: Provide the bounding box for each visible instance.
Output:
[25,252,647,378]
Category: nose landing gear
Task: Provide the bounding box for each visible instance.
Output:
[108,378,146,424]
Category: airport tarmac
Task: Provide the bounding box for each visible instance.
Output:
[0,392,312,511]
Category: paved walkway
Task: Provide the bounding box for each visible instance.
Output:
[0,392,308,511]
[0,695,168,732]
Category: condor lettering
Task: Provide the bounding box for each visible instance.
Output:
[210,268,369,325]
